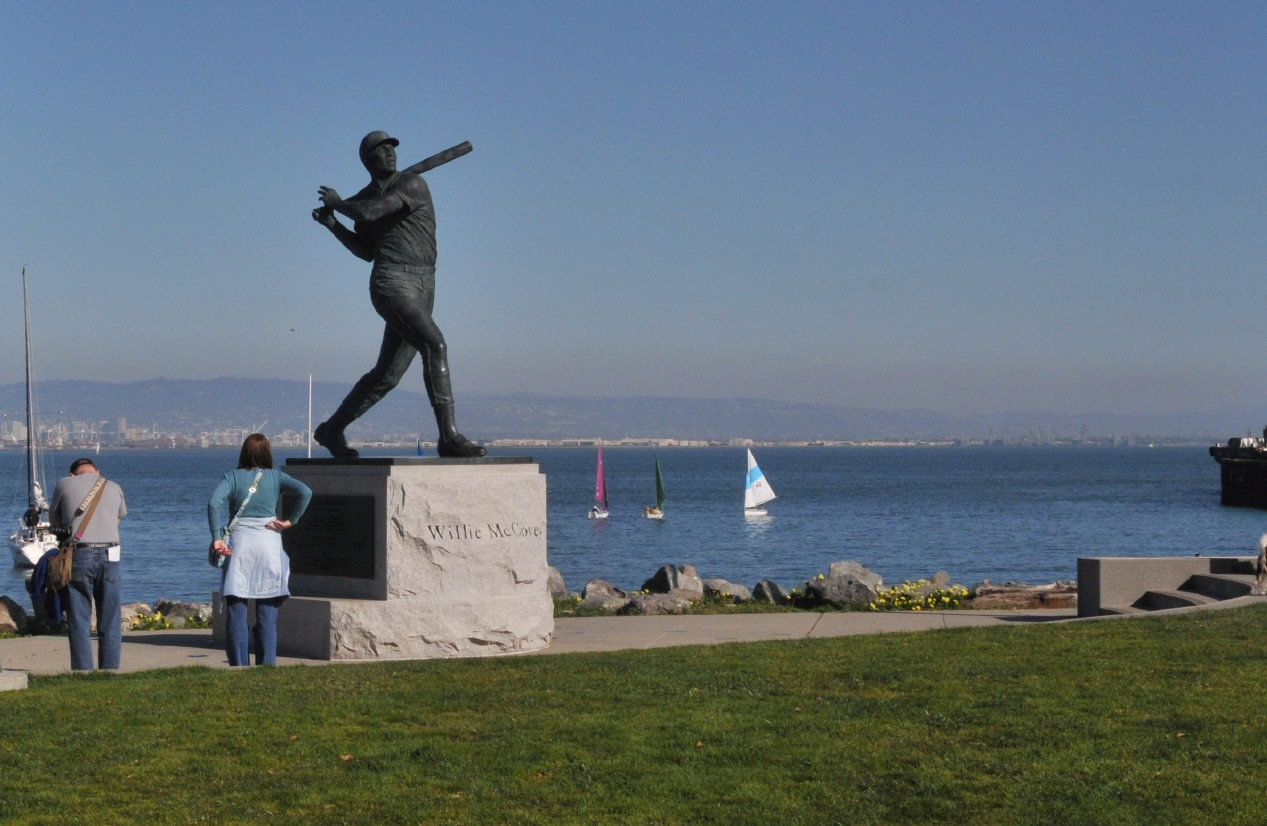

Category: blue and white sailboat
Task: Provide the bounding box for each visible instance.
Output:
[744,449,776,516]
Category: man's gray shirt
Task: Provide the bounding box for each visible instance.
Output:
[50,473,127,545]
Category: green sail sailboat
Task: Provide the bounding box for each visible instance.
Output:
[645,452,666,520]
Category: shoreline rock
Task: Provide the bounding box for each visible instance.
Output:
[0,596,30,635]
[752,580,791,606]
[153,599,213,623]
[803,560,883,608]
[829,561,884,592]
[703,578,752,603]
[621,593,692,615]
[641,565,705,600]
[580,579,633,613]
[120,602,154,628]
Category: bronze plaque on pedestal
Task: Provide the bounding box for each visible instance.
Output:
[283,495,376,580]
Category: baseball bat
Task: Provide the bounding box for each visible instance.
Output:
[402,140,473,176]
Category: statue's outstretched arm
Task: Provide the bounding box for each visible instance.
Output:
[319,185,407,224]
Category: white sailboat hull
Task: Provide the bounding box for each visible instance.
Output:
[8,526,56,567]
[588,507,609,520]
[644,511,664,520]
[744,507,768,517]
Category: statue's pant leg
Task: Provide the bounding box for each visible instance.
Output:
[369,268,453,407]
[325,326,416,429]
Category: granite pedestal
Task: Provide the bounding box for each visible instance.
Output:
[213,457,553,660]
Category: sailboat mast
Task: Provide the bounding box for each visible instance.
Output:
[22,269,36,508]
[307,374,313,459]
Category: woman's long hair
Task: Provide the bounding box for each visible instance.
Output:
[237,433,273,470]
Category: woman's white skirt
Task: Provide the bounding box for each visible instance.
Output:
[221,517,290,599]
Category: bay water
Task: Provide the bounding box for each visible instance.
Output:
[1,446,1260,607]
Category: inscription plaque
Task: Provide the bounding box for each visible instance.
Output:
[284,495,376,579]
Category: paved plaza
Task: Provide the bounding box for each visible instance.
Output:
[1,608,1075,677]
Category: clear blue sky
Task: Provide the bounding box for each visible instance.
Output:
[2,2,1264,415]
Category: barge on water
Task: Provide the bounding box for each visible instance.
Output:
[1209,432,1267,509]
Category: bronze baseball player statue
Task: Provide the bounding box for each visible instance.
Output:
[311,131,485,458]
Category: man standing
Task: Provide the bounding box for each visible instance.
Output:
[311,130,485,458]
[49,458,127,671]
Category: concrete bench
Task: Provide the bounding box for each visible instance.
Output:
[1077,556,1257,618]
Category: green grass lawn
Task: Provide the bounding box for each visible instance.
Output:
[3,605,1267,825]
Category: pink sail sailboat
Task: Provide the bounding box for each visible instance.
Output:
[588,442,610,519]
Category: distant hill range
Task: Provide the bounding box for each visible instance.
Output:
[0,378,1259,442]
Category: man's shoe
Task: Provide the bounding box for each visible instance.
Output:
[437,434,487,458]
[313,421,359,459]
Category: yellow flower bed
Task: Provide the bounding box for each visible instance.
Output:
[131,611,175,631]
[869,580,970,612]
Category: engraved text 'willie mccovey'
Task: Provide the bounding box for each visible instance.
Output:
[426,523,543,541]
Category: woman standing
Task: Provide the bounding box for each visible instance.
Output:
[208,433,312,666]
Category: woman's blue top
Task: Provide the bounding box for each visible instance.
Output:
[207,468,312,539]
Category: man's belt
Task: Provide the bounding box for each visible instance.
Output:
[76,542,116,548]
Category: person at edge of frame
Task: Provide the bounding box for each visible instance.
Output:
[49,457,127,671]
[208,433,312,666]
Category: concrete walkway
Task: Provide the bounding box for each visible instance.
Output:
[0,608,1074,678]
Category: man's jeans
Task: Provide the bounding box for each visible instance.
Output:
[66,546,121,671]
[224,596,287,666]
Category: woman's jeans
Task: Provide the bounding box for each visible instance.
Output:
[66,546,121,671]
[224,596,287,666]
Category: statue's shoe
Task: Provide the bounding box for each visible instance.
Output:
[313,422,359,459]
[437,434,487,458]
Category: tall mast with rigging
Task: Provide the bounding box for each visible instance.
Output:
[22,268,37,510]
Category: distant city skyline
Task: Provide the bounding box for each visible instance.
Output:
[0,408,1212,450]
[0,378,1260,445]
[3,3,1265,416]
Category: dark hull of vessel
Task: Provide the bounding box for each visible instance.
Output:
[1210,443,1267,509]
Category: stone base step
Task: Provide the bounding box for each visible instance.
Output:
[1183,573,1257,600]
[1135,589,1220,611]
[1099,605,1150,616]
